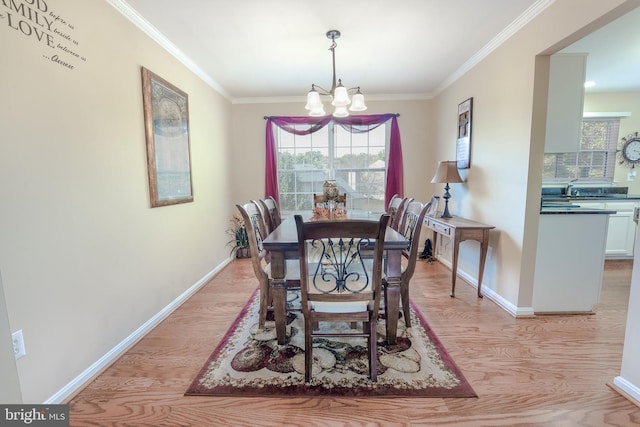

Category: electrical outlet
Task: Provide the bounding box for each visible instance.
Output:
[12,330,26,360]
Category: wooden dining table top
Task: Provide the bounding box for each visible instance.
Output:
[262,212,409,251]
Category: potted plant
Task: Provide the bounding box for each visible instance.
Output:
[226,214,250,258]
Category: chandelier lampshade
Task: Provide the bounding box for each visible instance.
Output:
[350,91,367,111]
[305,89,326,116]
[309,105,327,117]
[304,30,367,117]
[305,90,321,110]
[331,82,351,107]
[333,106,349,118]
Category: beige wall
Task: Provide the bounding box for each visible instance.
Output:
[0,0,232,402]
[0,273,22,403]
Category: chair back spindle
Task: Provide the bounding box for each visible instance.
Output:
[257,196,281,234]
[389,197,413,231]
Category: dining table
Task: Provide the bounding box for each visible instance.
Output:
[262,212,409,345]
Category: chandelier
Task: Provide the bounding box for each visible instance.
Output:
[304,30,367,117]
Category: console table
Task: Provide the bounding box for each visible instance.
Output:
[424,215,495,298]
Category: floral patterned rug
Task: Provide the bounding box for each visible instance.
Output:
[185,290,476,398]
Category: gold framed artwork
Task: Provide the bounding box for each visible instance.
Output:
[141,67,193,207]
[456,97,472,169]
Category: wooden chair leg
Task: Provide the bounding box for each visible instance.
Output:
[305,316,313,383]
[369,319,377,382]
[401,283,411,328]
[259,281,269,329]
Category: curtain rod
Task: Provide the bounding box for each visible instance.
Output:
[263,113,400,120]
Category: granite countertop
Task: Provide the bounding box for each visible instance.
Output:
[542,186,640,201]
[541,187,640,211]
[542,195,640,202]
[540,205,617,215]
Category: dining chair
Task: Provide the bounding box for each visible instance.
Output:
[388,196,413,231]
[387,195,401,228]
[294,214,390,382]
[255,196,281,235]
[236,202,298,330]
[387,194,400,213]
[427,195,440,217]
[388,200,432,328]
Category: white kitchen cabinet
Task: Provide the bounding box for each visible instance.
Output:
[579,201,637,258]
[604,202,637,258]
[544,53,587,153]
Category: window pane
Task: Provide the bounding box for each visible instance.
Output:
[581,121,608,150]
[542,118,619,183]
[275,120,389,214]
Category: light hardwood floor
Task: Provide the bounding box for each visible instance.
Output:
[68,258,640,426]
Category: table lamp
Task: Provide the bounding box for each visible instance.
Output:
[430,161,464,218]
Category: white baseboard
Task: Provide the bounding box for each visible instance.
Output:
[437,258,532,317]
[44,258,233,404]
[613,376,640,405]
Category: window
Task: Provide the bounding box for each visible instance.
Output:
[275,120,389,214]
[542,117,620,183]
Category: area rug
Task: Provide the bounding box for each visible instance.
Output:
[185,289,476,398]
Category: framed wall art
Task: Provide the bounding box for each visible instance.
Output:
[456,97,472,169]
[141,67,193,207]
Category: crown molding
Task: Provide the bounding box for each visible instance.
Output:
[105,0,231,100]
[232,92,433,105]
[434,0,556,96]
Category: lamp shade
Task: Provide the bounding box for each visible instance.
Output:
[305,90,322,111]
[309,105,327,117]
[333,105,349,117]
[431,161,464,184]
[349,93,367,111]
[331,84,351,107]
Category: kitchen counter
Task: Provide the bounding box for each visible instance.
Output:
[540,205,617,214]
[540,201,617,215]
[533,211,609,313]
[541,186,639,260]
[542,195,640,202]
[542,185,640,202]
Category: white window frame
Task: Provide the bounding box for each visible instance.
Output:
[274,120,390,215]
[542,117,620,184]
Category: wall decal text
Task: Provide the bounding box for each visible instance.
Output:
[1,0,88,70]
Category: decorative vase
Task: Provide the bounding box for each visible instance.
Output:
[323,180,339,201]
[236,248,250,259]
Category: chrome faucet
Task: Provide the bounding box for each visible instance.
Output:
[565,179,577,197]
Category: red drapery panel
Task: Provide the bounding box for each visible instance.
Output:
[385,117,404,208]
